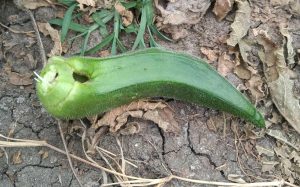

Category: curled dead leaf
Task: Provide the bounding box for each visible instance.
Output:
[154,0,210,25]
[256,145,275,157]
[227,0,251,46]
[120,122,140,135]
[217,52,234,77]
[257,30,300,134]
[94,100,179,134]
[77,0,96,10]
[114,2,133,27]
[9,72,33,86]
[12,151,22,165]
[37,22,62,56]
[213,0,234,21]
[144,107,180,133]
[261,161,279,173]
[200,47,219,62]
[279,25,296,66]
[38,150,49,159]
[233,54,252,80]
[245,75,266,102]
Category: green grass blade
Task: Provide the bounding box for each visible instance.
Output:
[124,24,138,33]
[49,19,88,33]
[132,7,147,50]
[99,26,109,37]
[85,33,114,55]
[144,0,154,25]
[149,25,172,42]
[61,3,77,42]
[58,0,76,6]
[102,12,114,23]
[122,1,137,9]
[111,11,120,55]
[92,13,106,27]
[117,38,127,53]
[148,26,159,47]
[80,32,91,56]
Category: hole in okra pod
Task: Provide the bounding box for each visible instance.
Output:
[72,72,89,83]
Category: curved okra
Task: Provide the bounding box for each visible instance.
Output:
[36,48,265,127]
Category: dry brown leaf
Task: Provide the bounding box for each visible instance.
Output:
[267,129,299,151]
[267,111,282,125]
[257,30,300,134]
[9,72,33,86]
[154,0,210,25]
[261,161,279,172]
[217,52,234,76]
[12,151,22,165]
[238,39,260,67]
[94,100,179,133]
[200,47,219,62]
[270,0,291,6]
[159,26,188,40]
[280,26,296,66]
[114,110,143,132]
[16,0,52,9]
[37,22,62,56]
[213,0,234,21]
[170,28,188,40]
[119,122,140,135]
[256,145,275,157]
[274,146,290,158]
[38,150,49,159]
[290,0,300,16]
[290,151,300,165]
[77,0,95,10]
[227,0,251,46]
[144,108,180,133]
[245,75,266,102]
[281,158,292,177]
[114,2,133,27]
[234,54,252,80]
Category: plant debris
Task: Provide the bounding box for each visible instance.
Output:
[213,0,234,21]
[15,0,53,9]
[114,2,133,27]
[217,52,234,76]
[227,0,251,46]
[12,150,22,165]
[37,22,62,56]
[257,29,300,134]
[94,100,180,134]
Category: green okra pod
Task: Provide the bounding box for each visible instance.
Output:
[36,48,265,127]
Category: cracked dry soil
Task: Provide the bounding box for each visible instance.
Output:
[0,1,279,187]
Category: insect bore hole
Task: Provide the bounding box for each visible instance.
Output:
[72,72,89,83]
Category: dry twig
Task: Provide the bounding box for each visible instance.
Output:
[24,9,47,67]
[57,120,83,187]
[0,21,34,34]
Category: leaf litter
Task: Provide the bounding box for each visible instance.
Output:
[37,22,62,56]
[213,0,234,21]
[93,100,180,134]
[257,28,300,134]
[227,0,251,47]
